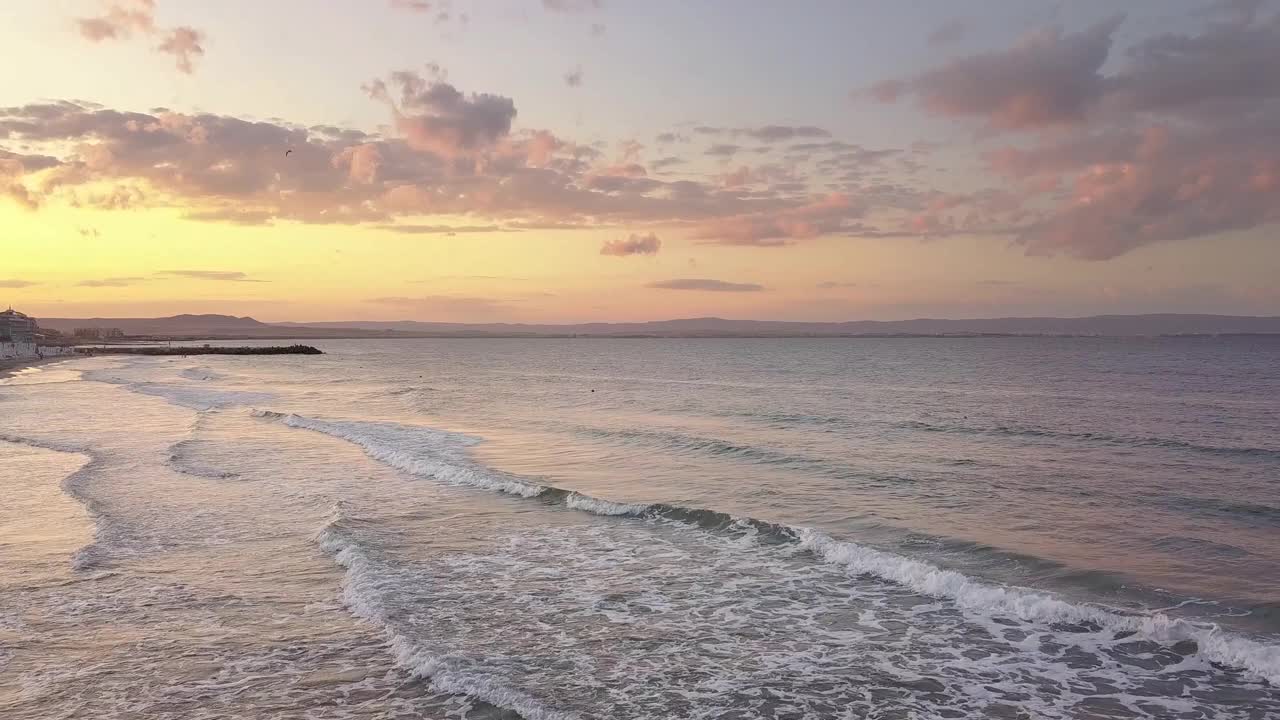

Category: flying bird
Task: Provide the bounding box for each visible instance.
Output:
[284,149,293,157]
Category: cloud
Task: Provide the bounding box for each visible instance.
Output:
[390,0,433,11]
[4,184,40,210]
[156,27,205,74]
[76,276,148,287]
[0,88,980,248]
[333,143,385,184]
[389,0,461,24]
[1104,9,1280,115]
[182,209,277,225]
[928,18,968,47]
[76,0,155,41]
[0,148,60,209]
[739,125,830,143]
[600,232,661,256]
[76,1,207,74]
[542,0,603,12]
[0,148,60,173]
[705,144,741,157]
[365,70,517,156]
[158,270,266,282]
[564,67,583,88]
[869,7,1280,258]
[646,278,765,292]
[1013,125,1280,259]
[873,15,1124,130]
[376,224,509,234]
[0,279,38,288]
[693,193,864,246]
[998,11,1280,258]
[817,281,858,289]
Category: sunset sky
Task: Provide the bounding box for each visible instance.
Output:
[3,0,1279,322]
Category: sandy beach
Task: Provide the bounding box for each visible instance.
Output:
[0,354,74,380]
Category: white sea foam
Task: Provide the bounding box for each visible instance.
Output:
[258,412,546,498]
[314,505,578,720]
[798,528,1280,686]
[179,367,225,382]
[564,493,649,516]
[130,383,274,411]
[264,412,1280,687]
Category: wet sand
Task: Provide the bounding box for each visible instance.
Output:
[0,355,74,380]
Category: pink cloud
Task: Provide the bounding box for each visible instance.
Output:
[389,0,433,11]
[601,232,661,256]
[157,26,205,74]
[870,6,1280,258]
[542,0,603,12]
[1016,123,1280,259]
[76,0,155,42]
[874,15,1124,130]
[693,193,862,246]
[647,278,763,292]
[76,1,207,74]
[333,143,384,184]
[367,70,517,157]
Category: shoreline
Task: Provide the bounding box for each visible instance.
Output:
[0,354,75,380]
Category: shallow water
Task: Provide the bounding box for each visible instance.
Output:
[1,337,1278,718]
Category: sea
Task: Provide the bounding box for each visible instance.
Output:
[1,337,1278,719]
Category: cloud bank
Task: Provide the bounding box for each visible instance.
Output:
[647,278,764,292]
[601,232,661,256]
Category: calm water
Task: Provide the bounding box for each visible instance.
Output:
[1,337,1278,719]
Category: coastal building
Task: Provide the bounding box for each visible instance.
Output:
[1,308,37,344]
[1,307,56,360]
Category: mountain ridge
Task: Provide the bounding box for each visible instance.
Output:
[33,313,1280,338]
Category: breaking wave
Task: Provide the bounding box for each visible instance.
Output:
[0,433,108,571]
[257,410,1280,686]
[314,501,574,720]
[166,413,240,480]
[898,420,1280,461]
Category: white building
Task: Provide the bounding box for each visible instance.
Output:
[1,308,41,360]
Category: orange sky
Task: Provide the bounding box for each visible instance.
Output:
[3,1,1279,322]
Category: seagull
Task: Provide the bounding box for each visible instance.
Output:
[284,149,293,157]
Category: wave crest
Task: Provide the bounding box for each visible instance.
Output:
[262,410,1280,685]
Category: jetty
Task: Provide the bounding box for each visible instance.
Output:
[77,345,323,356]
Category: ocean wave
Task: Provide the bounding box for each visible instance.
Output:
[314,501,577,720]
[255,411,543,498]
[1167,496,1280,528]
[260,410,1280,686]
[715,407,858,432]
[567,424,916,485]
[898,419,1280,460]
[166,414,241,480]
[0,433,111,572]
[129,383,275,412]
[179,366,226,382]
[0,432,89,456]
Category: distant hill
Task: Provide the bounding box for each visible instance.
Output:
[39,314,270,336]
[35,313,1280,338]
[279,314,1280,337]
